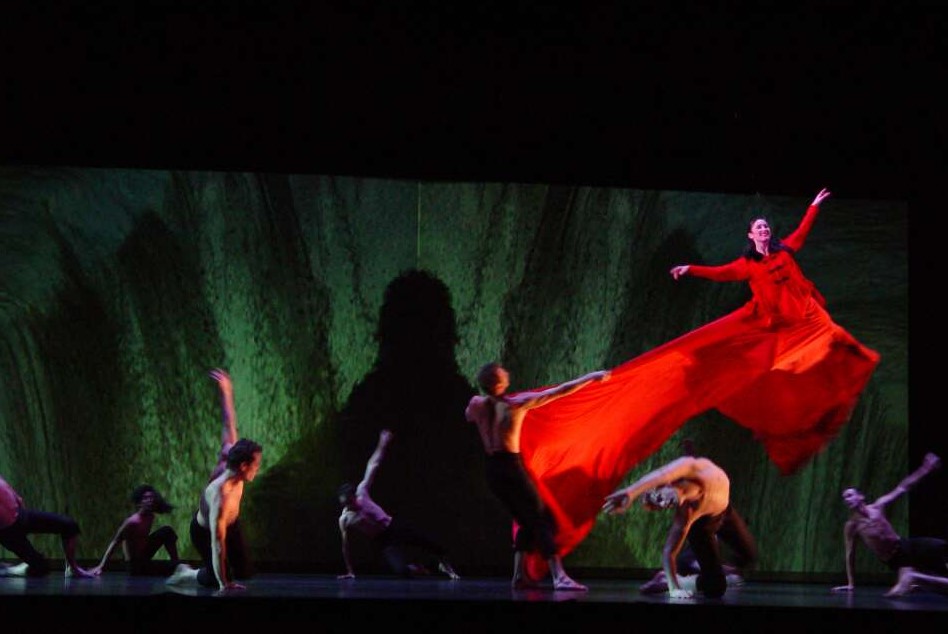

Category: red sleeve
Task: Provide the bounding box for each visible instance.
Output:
[688,258,748,282]
[782,204,819,252]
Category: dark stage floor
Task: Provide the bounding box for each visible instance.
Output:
[3,570,946,632]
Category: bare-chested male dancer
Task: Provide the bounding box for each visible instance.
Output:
[165,439,263,592]
[831,452,947,597]
[466,362,610,591]
[637,439,756,594]
[337,429,460,580]
[603,455,736,599]
[91,484,180,576]
[166,369,263,592]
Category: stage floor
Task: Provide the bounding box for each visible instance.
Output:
[2,571,946,631]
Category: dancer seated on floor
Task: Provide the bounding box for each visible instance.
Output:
[831,452,947,597]
[337,429,459,580]
[603,455,742,599]
[91,484,180,576]
[0,473,96,578]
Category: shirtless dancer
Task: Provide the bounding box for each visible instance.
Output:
[831,452,947,597]
[603,455,737,599]
[91,484,180,576]
[165,438,263,592]
[638,439,756,594]
[337,429,459,580]
[166,369,263,592]
[465,362,610,591]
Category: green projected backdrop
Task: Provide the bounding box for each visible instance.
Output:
[0,167,907,578]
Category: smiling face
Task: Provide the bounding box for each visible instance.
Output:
[748,218,771,244]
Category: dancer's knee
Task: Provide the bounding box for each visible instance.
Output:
[155,525,178,545]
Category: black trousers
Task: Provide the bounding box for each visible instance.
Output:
[189,513,252,588]
[688,504,757,598]
[485,452,556,558]
[0,508,79,577]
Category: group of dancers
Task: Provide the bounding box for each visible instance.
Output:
[4,188,941,597]
[1,368,263,592]
[462,186,882,596]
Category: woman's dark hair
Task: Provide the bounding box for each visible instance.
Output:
[741,216,793,261]
[130,484,174,514]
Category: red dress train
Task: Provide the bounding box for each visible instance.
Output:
[518,204,880,578]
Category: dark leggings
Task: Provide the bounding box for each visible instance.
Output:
[886,537,947,574]
[189,513,252,588]
[486,452,556,558]
[0,509,80,577]
[128,525,179,576]
[678,505,758,575]
[377,517,450,576]
[688,510,728,598]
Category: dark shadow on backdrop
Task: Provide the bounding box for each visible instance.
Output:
[251,269,509,574]
[334,269,509,574]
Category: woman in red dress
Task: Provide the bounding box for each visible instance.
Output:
[518,187,880,579]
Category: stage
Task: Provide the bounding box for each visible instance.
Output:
[2,569,945,632]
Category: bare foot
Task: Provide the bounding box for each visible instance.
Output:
[438,562,460,581]
[0,562,29,577]
[885,574,917,597]
[65,566,97,579]
[165,563,197,586]
[885,567,920,597]
[640,574,668,595]
[553,576,588,592]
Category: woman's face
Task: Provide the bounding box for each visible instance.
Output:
[747,218,771,243]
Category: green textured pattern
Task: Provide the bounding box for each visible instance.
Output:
[0,168,906,577]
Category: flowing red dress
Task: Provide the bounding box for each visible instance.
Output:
[517,203,880,578]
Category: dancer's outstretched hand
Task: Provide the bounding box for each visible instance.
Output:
[602,490,632,514]
[811,187,831,206]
